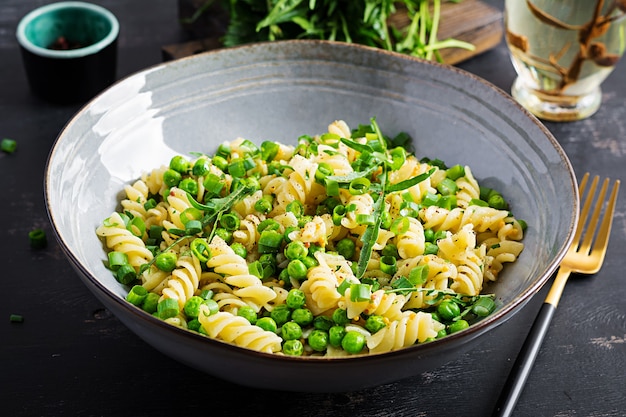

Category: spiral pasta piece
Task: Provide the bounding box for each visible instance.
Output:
[96,212,153,268]
[198,308,282,353]
[395,217,426,259]
[161,255,202,309]
[366,311,444,354]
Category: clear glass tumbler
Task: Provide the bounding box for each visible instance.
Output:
[504,0,626,121]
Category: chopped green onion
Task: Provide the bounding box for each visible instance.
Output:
[388,147,406,170]
[1,138,17,153]
[469,198,489,207]
[472,296,496,317]
[390,217,410,235]
[203,173,225,196]
[28,228,47,249]
[126,285,148,306]
[286,200,304,217]
[157,298,179,320]
[325,178,339,196]
[315,162,334,183]
[349,283,372,302]
[258,230,283,253]
[141,292,160,314]
[108,251,128,271]
[408,265,429,286]
[380,255,397,275]
[191,238,211,262]
[356,213,376,225]
[421,192,440,207]
[349,177,370,195]
[220,213,241,231]
[228,158,247,178]
[9,314,24,323]
[332,205,346,225]
[143,198,157,210]
[115,264,137,285]
[437,178,458,196]
[216,143,231,159]
[127,216,146,238]
[261,141,279,161]
[446,164,465,180]
[439,195,457,210]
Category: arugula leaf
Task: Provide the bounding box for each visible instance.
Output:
[386,167,435,193]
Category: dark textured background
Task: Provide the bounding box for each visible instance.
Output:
[2,1,625,416]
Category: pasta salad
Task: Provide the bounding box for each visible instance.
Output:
[96,118,525,356]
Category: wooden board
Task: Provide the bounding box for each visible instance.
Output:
[163,0,503,65]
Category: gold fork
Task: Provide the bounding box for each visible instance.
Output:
[492,173,620,417]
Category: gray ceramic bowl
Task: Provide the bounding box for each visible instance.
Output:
[45,40,578,392]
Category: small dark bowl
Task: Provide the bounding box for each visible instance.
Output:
[45,40,578,392]
[16,1,119,104]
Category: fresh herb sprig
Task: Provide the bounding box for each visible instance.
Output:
[222,0,475,62]
[342,117,433,279]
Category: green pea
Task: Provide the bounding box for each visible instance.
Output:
[155,252,177,272]
[254,197,273,214]
[308,330,329,352]
[213,228,232,244]
[284,241,308,260]
[286,288,306,309]
[332,308,350,326]
[448,319,469,334]
[256,317,278,333]
[291,308,314,326]
[329,325,346,347]
[281,321,303,340]
[313,315,334,331]
[437,299,461,321]
[169,155,189,173]
[178,178,198,195]
[302,255,318,269]
[192,158,210,176]
[341,331,366,354]
[270,304,291,326]
[187,318,201,332]
[163,169,182,187]
[282,339,304,356]
[231,242,247,259]
[381,244,399,258]
[336,238,356,260]
[423,228,435,243]
[183,296,205,319]
[237,305,257,324]
[211,155,228,171]
[423,242,439,255]
[287,259,308,280]
[365,315,386,333]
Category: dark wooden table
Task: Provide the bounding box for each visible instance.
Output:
[2,1,625,416]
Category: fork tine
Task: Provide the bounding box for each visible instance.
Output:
[570,173,594,252]
[578,176,608,255]
[586,178,620,272]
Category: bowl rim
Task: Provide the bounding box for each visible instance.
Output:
[44,39,580,363]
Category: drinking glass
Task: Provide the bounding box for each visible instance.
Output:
[504,0,626,121]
